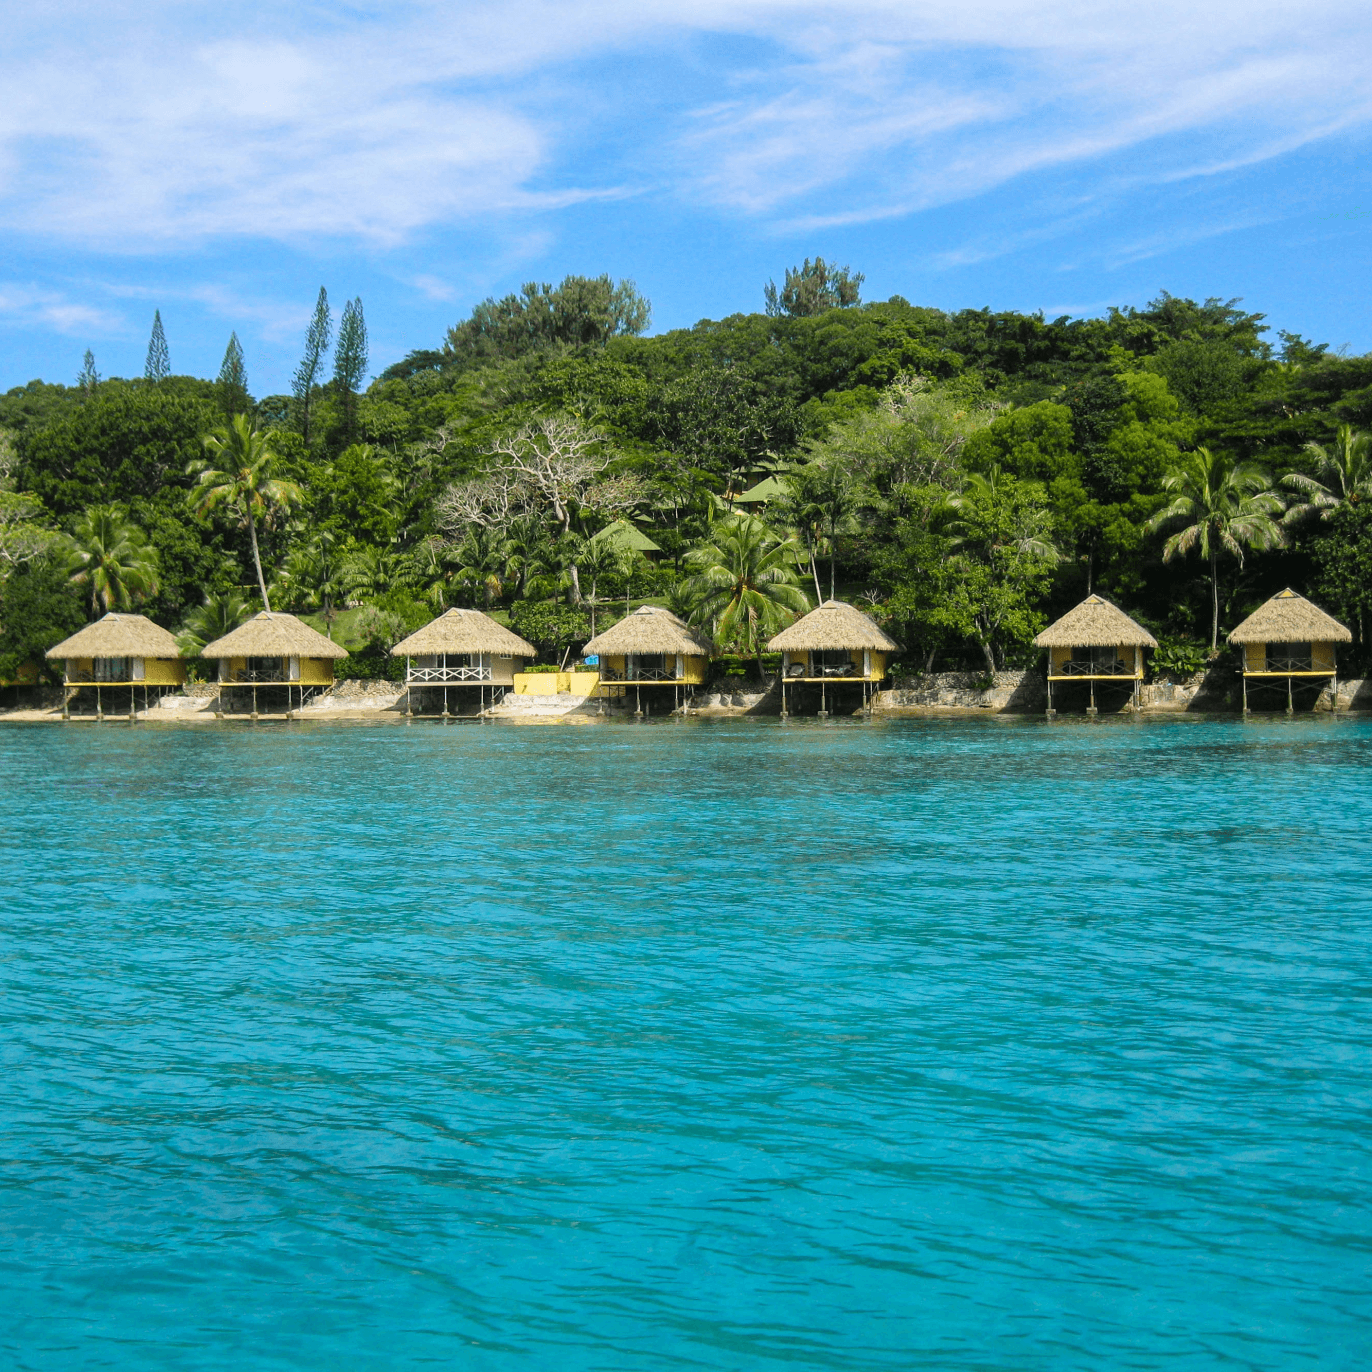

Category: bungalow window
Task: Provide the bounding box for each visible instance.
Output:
[1267,642,1311,672]
[811,649,854,676]
[628,653,668,679]
[247,656,285,681]
[94,657,128,682]
[1070,646,1123,673]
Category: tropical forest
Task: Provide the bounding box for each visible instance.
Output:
[3,261,1370,687]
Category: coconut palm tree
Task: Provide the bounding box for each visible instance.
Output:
[572,533,629,636]
[1145,447,1286,651]
[66,506,159,614]
[177,589,250,655]
[188,415,303,612]
[1282,425,1372,524]
[502,515,554,599]
[452,525,508,607]
[680,516,810,681]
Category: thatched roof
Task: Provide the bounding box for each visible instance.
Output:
[200,611,348,659]
[766,600,900,652]
[591,519,661,555]
[583,605,714,657]
[46,613,181,660]
[1033,595,1158,648]
[391,608,535,658]
[1228,588,1351,645]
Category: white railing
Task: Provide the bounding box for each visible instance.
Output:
[407,665,492,682]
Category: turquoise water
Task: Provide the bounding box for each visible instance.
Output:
[2,715,1371,1370]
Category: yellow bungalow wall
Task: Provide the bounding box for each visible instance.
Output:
[597,652,708,683]
[1047,644,1143,678]
[782,649,886,680]
[1243,641,1338,673]
[144,658,187,685]
[299,658,335,686]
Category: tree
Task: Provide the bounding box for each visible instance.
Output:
[439,414,640,605]
[570,534,629,636]
[293,287,331,443]
[334,297,368,438]
[936,471,1060,674]
[1144,448,1285,650]
[764,258,864,317]
[77,351,100,396]
[217,333,250,420]
[1310,502,1372,650]
[189,415,304,612]
[145,311,170,382]
[0,554,86,681]
[680,516,810,679]
[177,589,250,655]
[66,506,160,613]
[1283,425,1372,524]
[783,463,854,601]
[445,275,650,365]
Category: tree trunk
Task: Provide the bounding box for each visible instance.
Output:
[1210,549,1219,652]
[808,541,822,604]
[978,638,996,675]
[828,523,837,601]
[248,509,271,613]
[568,563,582,606]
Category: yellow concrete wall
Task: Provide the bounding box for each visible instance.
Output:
[300,658,335,686]
[869,651,887,681]
[144,657,187,685]
[513,672,559,694]
[681,654,708,684]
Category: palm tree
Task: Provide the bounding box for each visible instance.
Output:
[188,415,303,612]
[177,589,250,655]
[1283,425,1372,524]
[337,544,418,606]
[66,506,159,613]
[1145,448,1286,651]
[453,526,508,607]
[680,516,810,681]
[502,515,553,599]
[572,534,629,636]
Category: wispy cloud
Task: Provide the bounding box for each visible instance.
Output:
[0,285,122,335]
[0,0,1368,251]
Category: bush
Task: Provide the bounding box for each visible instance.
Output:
[0,556,87,682]
[1153,636,1210,679]
[509,601,590,658]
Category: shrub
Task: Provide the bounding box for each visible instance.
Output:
[1152,636,1210,679]
[509,601,589,658]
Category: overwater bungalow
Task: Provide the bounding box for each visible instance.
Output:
[1034,594,1158,716]
[1228,588,1351,713]
[45,612,185,719]
[391,608,536,715]
[766,600,899,717]
[582,605,713,715]
[200,611,347,717]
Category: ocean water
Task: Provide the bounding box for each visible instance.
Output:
[2,714,1370,1371]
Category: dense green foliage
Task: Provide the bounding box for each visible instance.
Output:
[3,274,1370,682]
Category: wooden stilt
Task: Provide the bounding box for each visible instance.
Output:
[1242,673,1248,715]
[819,680,827,717]
[443,685,449,717]
[781,679,788,718]
[1287,674,1294,715]
[96,685,103,721]
[1046,675,1054,718]
[130,684,136,721]
[635,684,642,717]
[252,683,258,720]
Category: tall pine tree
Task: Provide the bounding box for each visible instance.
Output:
[333,297,368,440]
[217,332,250,419]
[77,350,100,395]
[144,310,170,382]
[292,287,331,444]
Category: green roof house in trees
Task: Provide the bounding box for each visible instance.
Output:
[733,475,789,507]
[591,519,662,559]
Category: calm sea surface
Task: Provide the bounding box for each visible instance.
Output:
[2,715,1370,1370]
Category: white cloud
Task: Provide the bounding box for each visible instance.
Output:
[0,286,122,335]
[0,1,1367,248]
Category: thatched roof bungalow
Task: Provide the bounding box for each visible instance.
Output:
[583,607,714,707]
[1228,589,1350,711]
[201,611,346,712]
[45,612,185,718]
[1033,594,1157,714]
[391,608,535,693]
[766,599,899,715]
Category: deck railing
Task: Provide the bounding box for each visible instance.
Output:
[600,667,676,682]
[1055,659,1133,676]
[407,665,492,682]
[1261,656,1316,673]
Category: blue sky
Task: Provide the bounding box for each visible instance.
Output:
[2,0,1370,395]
